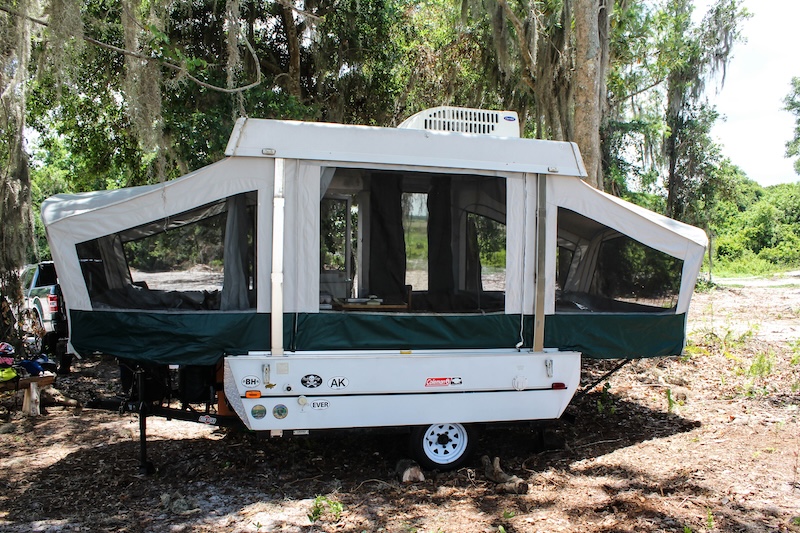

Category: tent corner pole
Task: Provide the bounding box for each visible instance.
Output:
[271,158,286,356]
[533,174,547,352]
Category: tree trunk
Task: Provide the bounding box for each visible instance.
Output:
[665,76,681,219]
[597,0,612,191]
[281,4,302,100]
[573,0,602,189]
[0,0,34,314]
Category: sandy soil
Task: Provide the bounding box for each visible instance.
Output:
[1,284,799,533]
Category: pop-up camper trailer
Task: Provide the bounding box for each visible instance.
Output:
[42,107,707,469]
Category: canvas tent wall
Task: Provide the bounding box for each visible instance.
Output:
[42,117,707,366]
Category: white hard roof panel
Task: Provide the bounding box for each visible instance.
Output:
[225,118,588,178]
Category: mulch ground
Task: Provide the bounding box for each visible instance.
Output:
[1,285,799,532]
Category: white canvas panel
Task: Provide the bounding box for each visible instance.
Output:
[504,174,525,314]
[283,161,321,313]
[543,177,559,315]
[547,177,707,314]
[42,158,273,311]
[522,174,539,315]
[548,178,708,253]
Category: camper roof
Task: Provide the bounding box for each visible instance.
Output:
[224,117,587,177]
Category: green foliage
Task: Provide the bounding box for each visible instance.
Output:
[693,278,717,293]
[747,351,774,379]
[711,253,778,278]
[710,182,800,273]
[321,199,357,271]
[388,0,514,127]
[694,324,754,360]
[28,138,75,260]
[25,0,405,195]
[313,0,404,125]
[596,382,616,415]
[666,388,676,413]
[785,77,800,175]
[308,495,343,523]
[404,218,429,264]
[471,214,506,269]
[790,341,800,366]
[723,348,776,397]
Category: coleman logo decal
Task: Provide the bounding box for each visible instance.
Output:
[425,377,462,387]
[301,374,322,388]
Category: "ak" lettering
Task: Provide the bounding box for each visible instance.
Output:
[328,376,349,389]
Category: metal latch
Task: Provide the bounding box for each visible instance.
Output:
[263,364,276,389]
[545,358,553,378]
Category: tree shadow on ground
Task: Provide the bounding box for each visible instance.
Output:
[3,389,790,532]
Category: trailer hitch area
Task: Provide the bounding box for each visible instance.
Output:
[86,396,148,414]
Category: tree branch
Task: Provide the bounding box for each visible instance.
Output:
[274,0,324,23]
[621,77,666,102]
[0,3,262,94]
[495,0,536,90]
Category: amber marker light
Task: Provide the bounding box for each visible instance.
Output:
[245,390,262,398]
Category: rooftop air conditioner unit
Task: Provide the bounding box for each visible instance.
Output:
[398,106,520,138]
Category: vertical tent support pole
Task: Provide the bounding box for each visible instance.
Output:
[271,158,286,356]
[136,367,155,475]
[533,174,547,352]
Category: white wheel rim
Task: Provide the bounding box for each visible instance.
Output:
[421,423,468,465]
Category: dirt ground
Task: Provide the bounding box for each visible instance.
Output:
[1,285,799,533]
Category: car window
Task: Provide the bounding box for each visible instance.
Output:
[36,264,58,287]
[22,267,36,289]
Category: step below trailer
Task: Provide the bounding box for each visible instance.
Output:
[42,106,707,471]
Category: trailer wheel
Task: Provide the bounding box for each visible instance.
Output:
[410,423,475,470]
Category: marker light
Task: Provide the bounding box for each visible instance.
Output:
[551,382,567,390]
[245,390,262,398]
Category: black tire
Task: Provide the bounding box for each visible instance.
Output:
[43,331,59,355]
[409,422,476,471]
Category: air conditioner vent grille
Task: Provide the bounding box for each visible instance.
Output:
[398,106,520,138]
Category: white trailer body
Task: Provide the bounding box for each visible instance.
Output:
[223,350,580,432]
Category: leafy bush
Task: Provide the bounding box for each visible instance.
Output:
[711,252,779,277]
[757,237,800,265]
[714,233,746,260]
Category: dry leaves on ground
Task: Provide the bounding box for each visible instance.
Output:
[1,285,799,532]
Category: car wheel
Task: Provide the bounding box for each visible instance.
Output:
[410,422,476,471]
[42,331,59,355]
